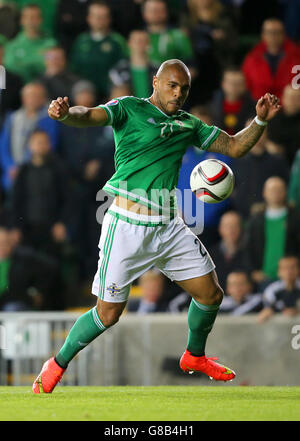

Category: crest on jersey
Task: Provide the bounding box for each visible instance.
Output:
[174,120,185,129]
[107,99,119,106]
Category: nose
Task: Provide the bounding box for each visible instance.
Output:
[174,87,182,99]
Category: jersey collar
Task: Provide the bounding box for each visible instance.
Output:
[145,98,180,118]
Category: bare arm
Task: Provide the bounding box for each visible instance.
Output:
[257,307,275,324]
[207,93,281,158]
[48,96,109,128]
[208,120,265,158]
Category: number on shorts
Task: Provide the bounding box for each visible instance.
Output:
[194,238,207,257]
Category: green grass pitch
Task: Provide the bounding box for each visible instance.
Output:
[0,386,300,421]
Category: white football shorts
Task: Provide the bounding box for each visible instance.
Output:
[92,204,215,303]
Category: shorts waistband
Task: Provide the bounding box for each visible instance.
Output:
[108,204,176,226]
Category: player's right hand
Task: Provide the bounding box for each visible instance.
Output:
[48,96,69,121]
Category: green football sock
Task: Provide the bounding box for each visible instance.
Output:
[187,298,220,357]
[55,306,107,368]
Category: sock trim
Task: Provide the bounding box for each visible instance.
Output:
[92,306,106,331]
[192,298,220,312]
[55,356,68,369]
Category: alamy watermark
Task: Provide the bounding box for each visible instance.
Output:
[0,325,7,350]
[291,325,300,350]
[292,65,300,90]
[0,65,6,90]
[96,183,205,236]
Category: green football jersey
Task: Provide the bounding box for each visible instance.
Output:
[99,96,220,217]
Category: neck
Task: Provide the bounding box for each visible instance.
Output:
[91,29,108,38]
[267,203,285,210]
[147,23,167,33]
[46,67,64,76]
[25,28,40,39]
[250,147,264,156]
[130,53,148,67]
[222,240,238,256]
[225,95,241,103]
[25,109,38,118]
[31,155,45,166]
[149,94,167,115]
[285,281,296,291]
[267,45,282,56]
[284,109,299,117]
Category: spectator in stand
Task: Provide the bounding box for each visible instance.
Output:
[109,30,156,98]
[57,0,143,54]
[231,120,290,219]
[4,4,57,83]
[219,271,263,315]
[39,47,80,101]
[70,1,128,100]
[59,80,115,182]
[0,82,59,192]
[142,0,194,68]
[210,67,255,135]
[187,0,238,66]
[0,2,19,41]
[0,228,62,311]
[289,149,300,211]
[0,42,24,129]
[9,130,71,258]
[4,0,59,38]
[127,269,169,314]
[244,177,300,288]
[267,85,300,165]
[242,18,300,101]
[258,256,300,323]
[209,211,247,288]
[186,0,238,103]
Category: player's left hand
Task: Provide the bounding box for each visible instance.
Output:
[256,93,281,122]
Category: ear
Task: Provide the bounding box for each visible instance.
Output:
[153,76,158,89]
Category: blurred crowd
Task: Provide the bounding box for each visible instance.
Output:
[0,0,300,320]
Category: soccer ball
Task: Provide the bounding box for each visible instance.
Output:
[190,159,235,203]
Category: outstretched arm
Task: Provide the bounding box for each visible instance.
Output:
[48,96,109,128]
[207,93,281,158]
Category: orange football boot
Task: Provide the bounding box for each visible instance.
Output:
[32,357,66,394]
[180,349,236,382]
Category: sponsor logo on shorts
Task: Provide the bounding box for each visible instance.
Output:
[107,283,121,296]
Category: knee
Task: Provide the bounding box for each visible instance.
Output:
[96,305,121,328]
[195,284,224,306]
[213,285,224,305]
